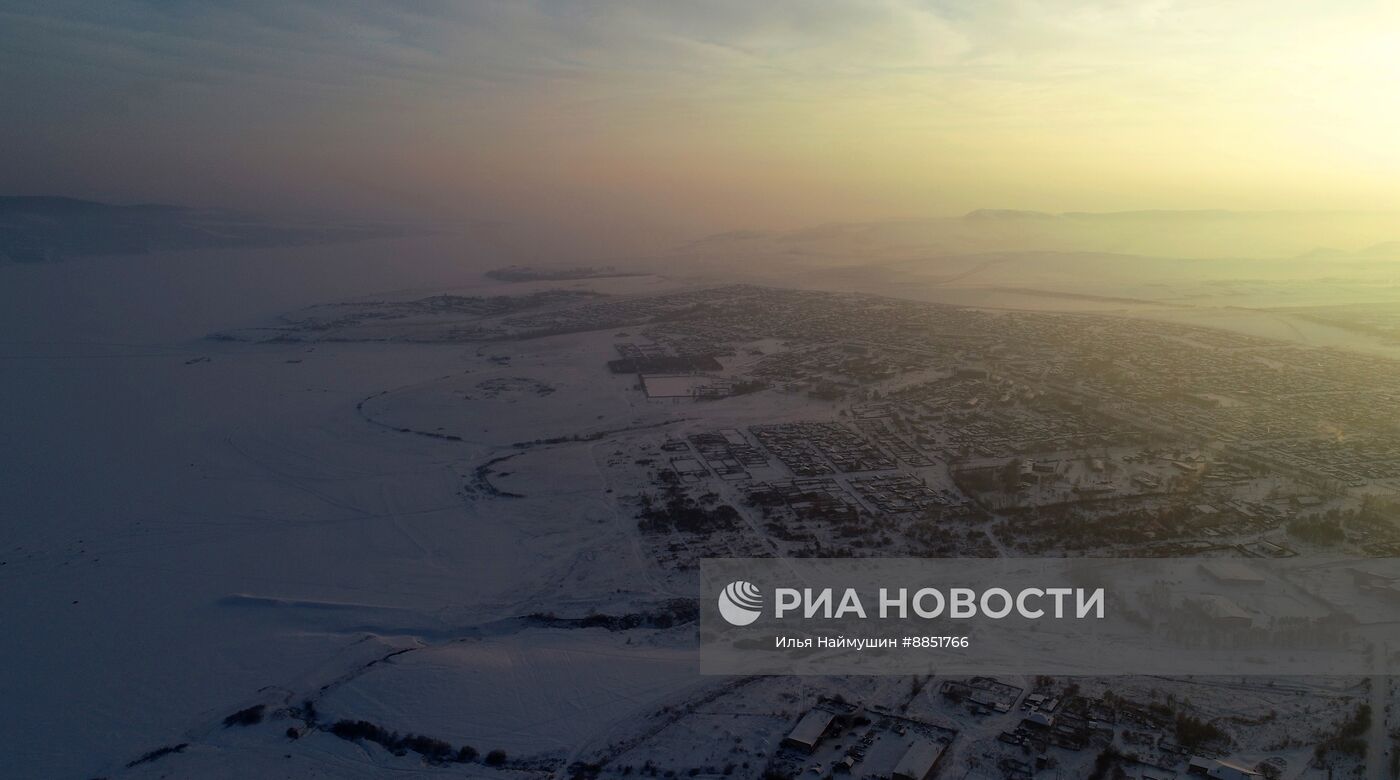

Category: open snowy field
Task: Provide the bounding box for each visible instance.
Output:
[0,241,708,777]
[3,238,1391,779]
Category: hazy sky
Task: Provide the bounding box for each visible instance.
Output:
[3,0,1399,236]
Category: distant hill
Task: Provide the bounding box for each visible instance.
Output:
[0,196,188,215]
[484,265,643,282]
[1296,241,1400,261]
[0,196,406,262]
[679,209,1400,264]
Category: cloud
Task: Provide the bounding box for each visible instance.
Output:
[1,0,1396,228]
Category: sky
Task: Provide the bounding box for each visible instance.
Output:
[3,0,1400,238]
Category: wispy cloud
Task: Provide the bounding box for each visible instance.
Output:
[2,1,1397,229]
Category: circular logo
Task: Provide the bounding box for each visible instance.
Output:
[718,580,763,626]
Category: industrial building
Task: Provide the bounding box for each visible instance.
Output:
[781,709,834,754]
[891,739,946,780]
